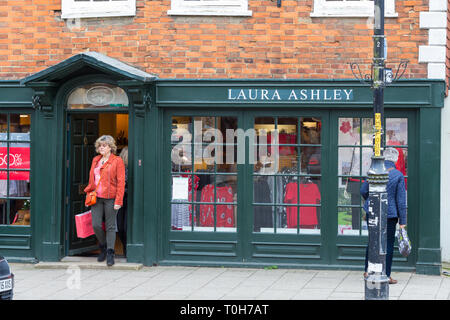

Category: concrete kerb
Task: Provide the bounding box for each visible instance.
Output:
[34,257,143,271]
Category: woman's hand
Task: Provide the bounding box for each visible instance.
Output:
[114,205,121,210]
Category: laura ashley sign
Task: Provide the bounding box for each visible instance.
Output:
[228,88,354,101]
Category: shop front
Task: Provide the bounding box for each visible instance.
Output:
[153,80,444,275]
[0,53,444,275]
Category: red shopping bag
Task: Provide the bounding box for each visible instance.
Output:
[75,210,95,238]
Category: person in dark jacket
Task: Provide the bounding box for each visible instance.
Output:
[361,147,407,284]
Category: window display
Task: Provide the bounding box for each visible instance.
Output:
[337,117,408,236]
[253,117,322,234]
[0,114,31,226]
[170,116,238,232]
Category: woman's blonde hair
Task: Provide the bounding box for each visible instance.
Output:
[95,135,117,154]
[119,146,128,167]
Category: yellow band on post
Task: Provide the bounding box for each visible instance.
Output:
[374,113,381,157]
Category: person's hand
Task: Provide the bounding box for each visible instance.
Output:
[114,205,121,210]
[399,225,406,229]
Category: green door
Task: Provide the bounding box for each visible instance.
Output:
[66,113,99,255]
[329,110,417,270]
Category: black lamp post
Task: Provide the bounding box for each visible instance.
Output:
[363,0,390,300]
[350,0,407,300]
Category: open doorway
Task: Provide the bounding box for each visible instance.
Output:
[65,112,129,259]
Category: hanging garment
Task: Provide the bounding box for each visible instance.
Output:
[199,184,234,228]
[171,174,199,230]
[253,176,273,231]
[284,182,320,228]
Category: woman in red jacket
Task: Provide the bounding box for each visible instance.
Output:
[84,135,125,266]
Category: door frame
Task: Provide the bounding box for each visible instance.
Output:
[64,109,129,256]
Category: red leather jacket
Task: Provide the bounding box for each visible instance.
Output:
[84,154,126,206]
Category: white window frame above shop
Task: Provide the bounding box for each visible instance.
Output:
[168,0,252,16]
[61,0,136,19]
[311,0,398,18]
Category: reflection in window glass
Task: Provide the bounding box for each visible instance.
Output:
[0,113,31,226]
[337,117,408,236]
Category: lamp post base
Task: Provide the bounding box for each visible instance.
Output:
[365,274,389,300]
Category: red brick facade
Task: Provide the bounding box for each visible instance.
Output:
[0,0,429,80]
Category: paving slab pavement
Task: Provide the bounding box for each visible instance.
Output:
[6,260,450,300]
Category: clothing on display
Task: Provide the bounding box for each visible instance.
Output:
[171,173,199,230]
[284,181,320,228]
[253,175,274,231]
[199,184,234,228]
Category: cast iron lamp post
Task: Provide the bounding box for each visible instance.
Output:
[349,0,408,300]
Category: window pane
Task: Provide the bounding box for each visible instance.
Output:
[361,118,373,145]
[278,118,298,158]
[172,117,192,173]
[0,171,30,197]
[254,205,275,233]
[302,146,321,174]
[338,177,363,206]
[67,83,129,109]
[386,118,407,146]
[0,114,7,134]
[301,117,321,144]
[338,147,360,176]
[338,207,366,236]
[338,118,360,145]
[299,177,321,205]
[361,147,373,176]
[171,201,192,231]
[10,199,31,226]
[10,114,31,140]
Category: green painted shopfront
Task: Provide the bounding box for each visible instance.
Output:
[0,53,444,275]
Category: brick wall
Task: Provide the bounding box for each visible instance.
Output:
[0,0,429,80]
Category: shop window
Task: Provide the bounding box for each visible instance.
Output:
[253,117,322,234]
[311,0,397,17]
[168,0,252,16]
[171,116,238,232]
[61,0,136,19]
[0,114,31,226]
[67,83,129,110]
[337,117,407,236]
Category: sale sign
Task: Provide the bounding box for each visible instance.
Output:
[0,147,30,180]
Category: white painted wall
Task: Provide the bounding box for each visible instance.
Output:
[420,0,448,263]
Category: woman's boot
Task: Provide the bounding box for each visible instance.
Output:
[97,243,107,262]
[106,249,115,266]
